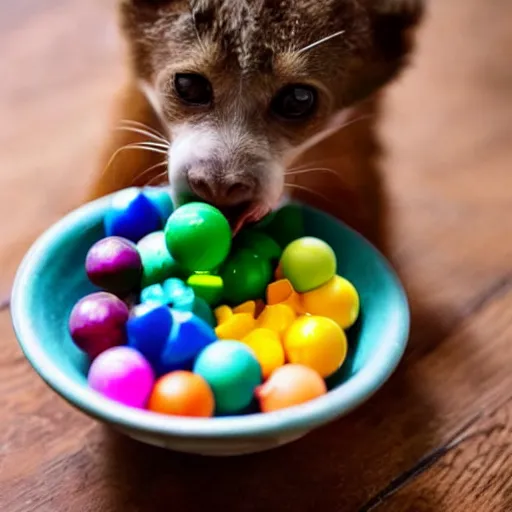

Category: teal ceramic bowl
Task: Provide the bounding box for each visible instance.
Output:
[11,193,409,456]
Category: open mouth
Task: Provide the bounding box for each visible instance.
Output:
[217,202,251,225]
[218,202,271,234]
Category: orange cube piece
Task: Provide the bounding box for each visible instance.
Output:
[266,279,305,314]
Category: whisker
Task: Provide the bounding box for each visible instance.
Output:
[146,170,169,186]
[297,30,345,54]
[287,159,341,173]
[121,141,169,150]
[285,167,341,178]
[285,167,351,189]
[134,160,168,183]
[286,113,375,171]
[103,143,168,178]
[120,119,166,136]
[120,119,168,141]
[284,183,336,205]
[338,113,374,129]
[116,126,169,145]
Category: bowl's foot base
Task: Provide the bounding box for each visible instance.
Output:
[116,427,308,456]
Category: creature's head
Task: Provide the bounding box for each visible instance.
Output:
[120,0,423,227]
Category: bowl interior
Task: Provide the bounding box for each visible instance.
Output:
[12,196,409,438]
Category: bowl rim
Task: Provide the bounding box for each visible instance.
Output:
[11,193,410,439]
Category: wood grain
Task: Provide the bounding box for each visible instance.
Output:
[367,397,512,512]
[2,285,511,511]
[1,0,512,511]
[0,0,123,299]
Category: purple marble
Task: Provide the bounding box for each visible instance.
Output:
[69,292,129,359]
[85,236,142,294]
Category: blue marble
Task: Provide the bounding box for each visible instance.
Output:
[104,188,162,242]
[126,303,173,372]
[159,310,217,374]
[143,187,174,224]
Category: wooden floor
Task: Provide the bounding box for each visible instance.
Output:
[1,1,512,511]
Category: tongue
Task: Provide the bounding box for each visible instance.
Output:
[230,204,270,235]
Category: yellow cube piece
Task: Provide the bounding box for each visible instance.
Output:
[233,300,256,316]
[214,305,233,325]
[215,313,256,340]
[257,304,296,337]
[242,328,285,379]
[301,275,360,329]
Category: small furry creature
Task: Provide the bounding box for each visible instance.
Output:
[90,0,423,239]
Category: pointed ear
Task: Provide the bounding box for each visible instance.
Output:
[370,0,424,60]
[119,0,178,27]
[342,0,424,105]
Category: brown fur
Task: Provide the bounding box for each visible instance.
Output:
[88,0,423,249]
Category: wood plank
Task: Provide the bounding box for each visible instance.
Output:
[2,283,512,511]
[379,0,512,365]
[0,0,122,298]
[1,0,512,511]
[366,397,512,512]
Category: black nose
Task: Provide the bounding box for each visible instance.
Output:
[187,171,255,206]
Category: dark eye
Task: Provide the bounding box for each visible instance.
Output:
[174,73,213,106]
[271,84,317,120]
